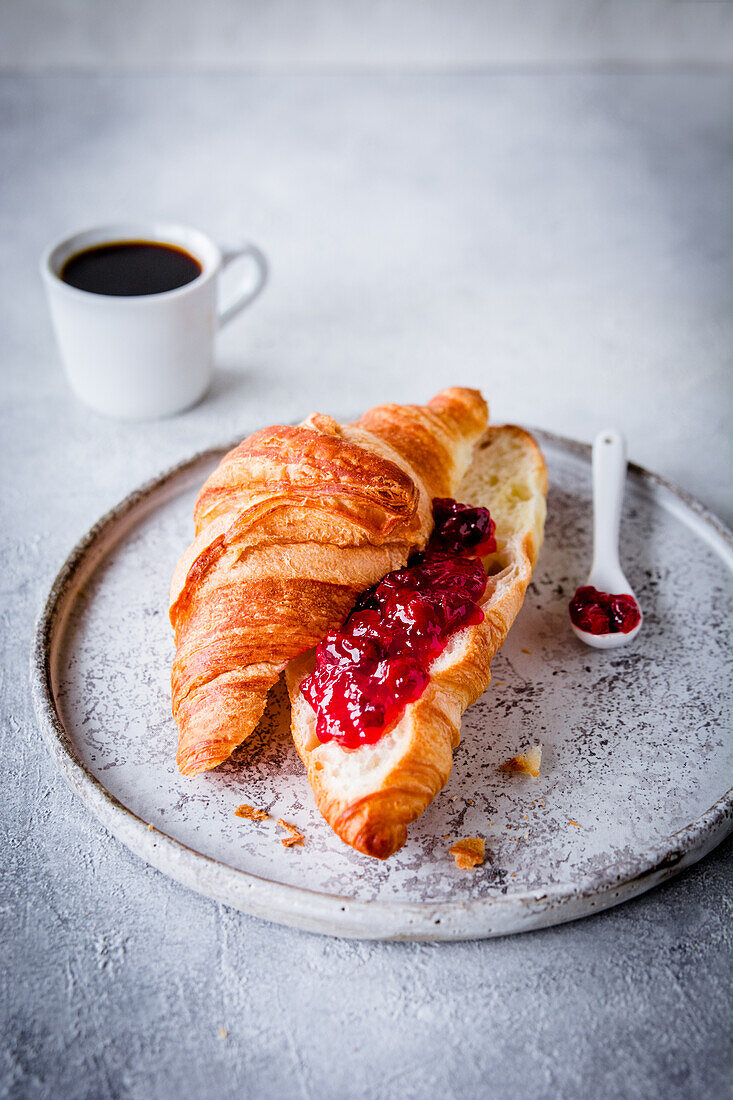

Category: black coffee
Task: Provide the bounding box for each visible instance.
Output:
[60,240,202,297]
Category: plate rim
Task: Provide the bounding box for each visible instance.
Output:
[29,428,733,940]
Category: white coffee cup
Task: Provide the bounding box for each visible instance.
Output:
[41,222,268,419]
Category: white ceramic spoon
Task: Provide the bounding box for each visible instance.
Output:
[571,429,643,649]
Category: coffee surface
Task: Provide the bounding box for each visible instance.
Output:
[60,241,202,297]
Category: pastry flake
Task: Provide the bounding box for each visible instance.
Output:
[500,744,542,778]
[449,837,485,869]
[277,819,305,847]
[234,803,269,821]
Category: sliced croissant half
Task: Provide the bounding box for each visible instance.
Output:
[285,425,548,858]
[170,388,488,776]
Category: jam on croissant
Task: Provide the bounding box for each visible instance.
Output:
[301,499,497,748]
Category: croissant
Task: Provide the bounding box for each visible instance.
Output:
[170,388,488,776]
[285,424,548,858]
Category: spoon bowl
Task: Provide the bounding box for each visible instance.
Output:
[571,430,643,649]
[571,615,642,650]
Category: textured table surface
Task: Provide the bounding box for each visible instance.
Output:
[1,71,731,1100]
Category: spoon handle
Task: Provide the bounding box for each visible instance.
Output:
[591,429,627,582]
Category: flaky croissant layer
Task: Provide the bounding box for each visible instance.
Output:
[170,389,488,776]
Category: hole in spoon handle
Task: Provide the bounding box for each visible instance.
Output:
[591,429,627,579]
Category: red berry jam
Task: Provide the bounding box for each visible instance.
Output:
[301,499,497,748]
[569,586,641,635]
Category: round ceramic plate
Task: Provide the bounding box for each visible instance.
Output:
[31,431,733,941]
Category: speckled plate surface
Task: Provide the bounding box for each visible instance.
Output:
[31,431,733,940]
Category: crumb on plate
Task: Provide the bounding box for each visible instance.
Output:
[449,837,485,869]
[277,819,305,847]
[500,744,542,778]
[235,803,269,821]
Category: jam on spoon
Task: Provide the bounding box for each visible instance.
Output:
[571,429,643,648]
[569,585,641,635]
[301,498,497,749]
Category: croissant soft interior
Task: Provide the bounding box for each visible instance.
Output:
[286,424,548,858]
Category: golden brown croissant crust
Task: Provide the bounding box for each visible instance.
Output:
[170,389,488,777]
[355,388,488,501]
[190,417,421,543]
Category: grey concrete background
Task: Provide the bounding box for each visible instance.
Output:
[3,0,733,69]
[1,4,732,1097]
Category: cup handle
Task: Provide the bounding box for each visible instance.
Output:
[216,242,268,329]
